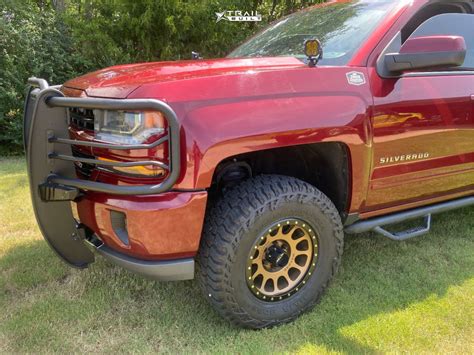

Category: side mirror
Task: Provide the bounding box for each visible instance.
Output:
[384,35,466,74]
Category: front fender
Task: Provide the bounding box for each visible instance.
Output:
[129,66,374,211]
[180,92,372,212]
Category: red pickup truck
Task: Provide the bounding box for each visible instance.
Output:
[24,0,473,328]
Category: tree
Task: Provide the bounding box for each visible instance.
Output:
[0,0,325,154]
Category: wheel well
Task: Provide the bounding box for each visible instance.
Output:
[210,142,351,218]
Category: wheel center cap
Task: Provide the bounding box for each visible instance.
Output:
[265,244,289,268]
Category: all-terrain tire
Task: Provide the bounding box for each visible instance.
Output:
[198,175,344,329]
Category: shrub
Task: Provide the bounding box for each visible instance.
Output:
[0,0,323,154]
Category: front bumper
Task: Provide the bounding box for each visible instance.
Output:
[23,77,200,281]
[85,235,196,281]
[75,191,208,260]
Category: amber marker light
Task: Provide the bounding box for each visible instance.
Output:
[97,157,166,177]
[143,111,166,130]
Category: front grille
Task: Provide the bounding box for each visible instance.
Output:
[71,146,96,178]
[69,108,95,130]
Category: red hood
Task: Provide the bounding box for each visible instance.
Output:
[62,57,305,98]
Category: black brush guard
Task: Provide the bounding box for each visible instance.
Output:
[23,77,192,279]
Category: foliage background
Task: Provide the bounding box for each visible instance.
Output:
[0,0,323,154]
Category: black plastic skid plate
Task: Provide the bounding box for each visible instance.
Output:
[25,88,94,268]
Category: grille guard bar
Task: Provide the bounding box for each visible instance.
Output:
[23,77,183,268]
[25,77,181,196]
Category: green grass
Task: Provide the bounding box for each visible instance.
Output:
[1,156,473,354]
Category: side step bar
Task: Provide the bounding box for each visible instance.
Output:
[345,196,473,241]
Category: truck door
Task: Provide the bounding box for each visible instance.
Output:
[366,13,474,212]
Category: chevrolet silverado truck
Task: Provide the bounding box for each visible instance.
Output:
[23,0,474,329]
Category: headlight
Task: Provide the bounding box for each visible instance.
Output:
[93,110,166,144]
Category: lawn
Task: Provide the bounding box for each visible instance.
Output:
[0,156,473,353]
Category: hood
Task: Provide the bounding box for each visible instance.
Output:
[62,57,305,98]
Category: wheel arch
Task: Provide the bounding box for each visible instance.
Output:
[209,142,352,219]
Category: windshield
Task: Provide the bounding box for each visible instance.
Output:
[228,0,399,66]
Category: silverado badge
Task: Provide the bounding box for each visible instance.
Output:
[380,152,430,165]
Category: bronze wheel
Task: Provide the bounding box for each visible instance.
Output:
[198,175,343,329]
[246,218,318,301]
